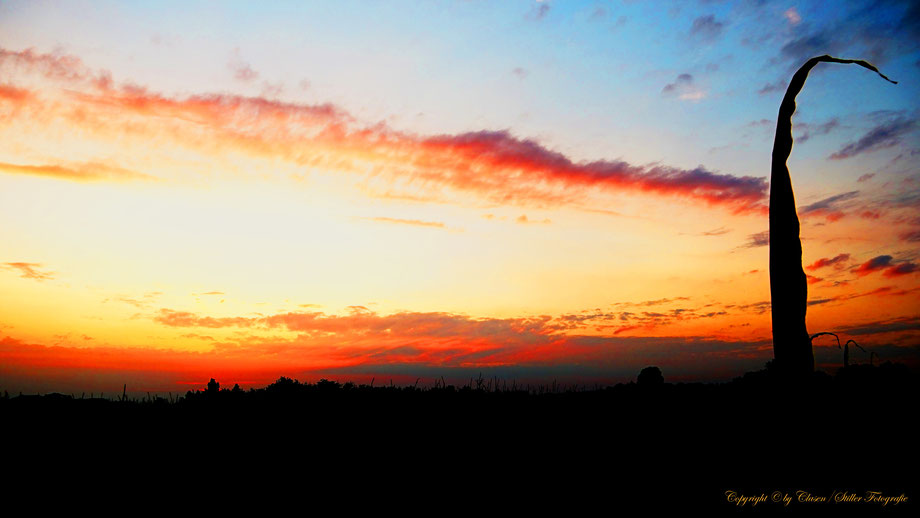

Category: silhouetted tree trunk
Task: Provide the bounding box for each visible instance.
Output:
[770,55,895,379]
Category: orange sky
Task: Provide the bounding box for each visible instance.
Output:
[1,35,918,393]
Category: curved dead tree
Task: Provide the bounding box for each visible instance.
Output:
[770,55,895,379]
[843,339,867,368]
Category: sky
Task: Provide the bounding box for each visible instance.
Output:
[1,0,919,394]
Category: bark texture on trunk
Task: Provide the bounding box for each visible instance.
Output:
[770,55,895,379]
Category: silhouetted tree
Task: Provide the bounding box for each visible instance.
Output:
[207,378,220,395]
[637,366,664,385]
[770,55,895,379]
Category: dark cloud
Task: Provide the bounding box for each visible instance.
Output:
[857,173,876,183]
[899,230,920,242]
[853,255,893,276]
[835,316,920,336]
[799,191,859,220]
[884,262,919,277]
[611,297,691,309]
[737,300,771,314]
[741,231,769,248]
[830,117,917,160]
[700,226,731,236]
[780,30,841,63]
[690,15,725,42]
[776,0,920,66]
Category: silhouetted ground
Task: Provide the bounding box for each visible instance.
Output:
[2,362,915,512]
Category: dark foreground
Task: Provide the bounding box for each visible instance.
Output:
[2,363,916,512]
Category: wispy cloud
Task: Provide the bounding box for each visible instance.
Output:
[689,15,725,42]
[104,291,163,309]
[740,231,769,248]
[662,73,707,101]
[698,227,731,236]
[757,80,785,95]
[154,309,257,328]
[829,117,916,160]
[369,217,446,229]
[228,48,258,82]
[2,262,54,281]
[835,316,920,337]
[799,191,859,221]
[795,118,839,143]
[515,214,551,225]
[0,161,153,182]
[899,230,920,242]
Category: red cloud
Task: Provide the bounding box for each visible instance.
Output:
[0,328,777,394]
[805,253,851,271]
[0,46,768,213]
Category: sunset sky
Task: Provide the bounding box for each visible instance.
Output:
[1,0,918,394]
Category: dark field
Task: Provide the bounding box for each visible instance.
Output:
[3,363,915,511]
